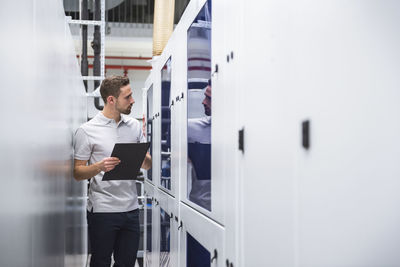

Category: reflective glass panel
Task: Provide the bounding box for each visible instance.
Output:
[186,0,212,211]
[187,233,210,267]
[145,197,153,266]
[160,208,171,267]
[146,85,153,181]
[161,58,172,190]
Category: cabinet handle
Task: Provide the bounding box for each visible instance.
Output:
[238,128,245,153]
[210,249,218,263]
[212,64,219,77]
[302,120,310,150]
[226,260,234,267]
[178,221,183,230]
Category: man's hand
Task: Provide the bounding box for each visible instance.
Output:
[97,157,121,172]
[73,157,120,181]
[141,153,152,170]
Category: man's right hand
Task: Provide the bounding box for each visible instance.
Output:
[97,157,121,172]
[73,157,120,181]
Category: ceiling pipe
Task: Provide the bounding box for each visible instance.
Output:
[92,0,102,110]
[81,0,89,91]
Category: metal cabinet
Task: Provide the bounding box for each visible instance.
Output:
[143,1,234,266]
[144,71,160,188]
[211,0,241,264]
[179,203,224,267]
[177,0,227,227]
[147,52,179,197]
[157,190,179,267]
[144,182,179,267]
[143,84,154,184]
[144,182,157,267]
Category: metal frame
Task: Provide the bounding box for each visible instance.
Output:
[68,0,105,82]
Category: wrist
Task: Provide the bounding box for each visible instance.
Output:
[94,161,102,173]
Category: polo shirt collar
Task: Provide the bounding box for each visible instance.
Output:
[120,114,129,124]
[97,112,127,125]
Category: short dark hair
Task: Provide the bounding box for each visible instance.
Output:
[100,75,130,103]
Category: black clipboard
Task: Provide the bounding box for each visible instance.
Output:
[102,142,150,181]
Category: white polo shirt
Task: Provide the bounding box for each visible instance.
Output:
[74,112,145,212]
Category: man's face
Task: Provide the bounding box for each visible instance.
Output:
[115,84,135,115]
[202,85,212,116]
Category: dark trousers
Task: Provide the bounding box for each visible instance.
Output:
[87,209,140,267]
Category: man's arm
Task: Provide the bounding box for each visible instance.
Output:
[141,152,152,170]
[73,157,120,181]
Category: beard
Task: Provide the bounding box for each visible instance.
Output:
[117,104,132,115]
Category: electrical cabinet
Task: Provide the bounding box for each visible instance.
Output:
[144,182,156,267]
[145,0,400,266]
[236,1,400,266]
[144,182,179,267]
[179,203,224,267]
[143,1,229,266]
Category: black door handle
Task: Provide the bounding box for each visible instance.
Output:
[210,249,218,263]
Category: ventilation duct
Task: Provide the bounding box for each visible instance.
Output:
[152,0,175,56]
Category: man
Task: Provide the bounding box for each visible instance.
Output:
[187,84,212,211]
[73,75,151,267]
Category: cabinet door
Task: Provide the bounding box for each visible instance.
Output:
[237,1,297,266]
[179,203,224,267]
[152,68,162,190]
[292,1,400,266]
[159,57,174,195]
[181,0,226,225]
[144,84,155,185]
[169,46,185,199]
[237,1,400,266]
[144,183,156,267]
[157,190,178,267]
[214,0,241,265]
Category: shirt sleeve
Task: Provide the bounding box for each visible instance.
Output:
[73,127,91,160]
